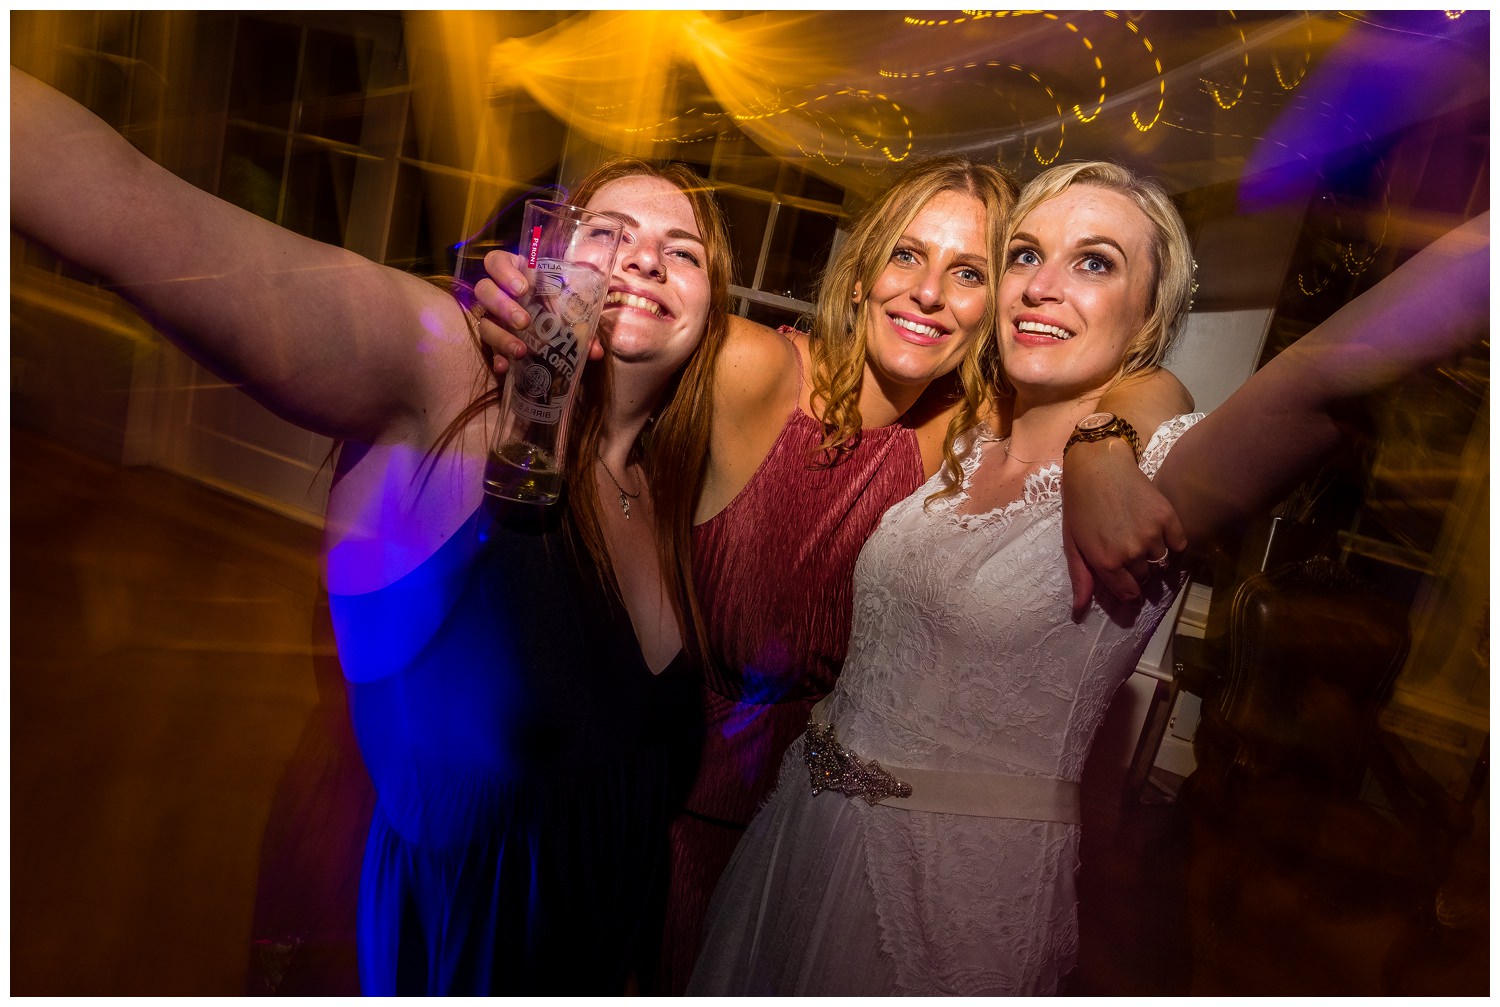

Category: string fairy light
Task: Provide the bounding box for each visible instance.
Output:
[1272,12,1313,90]
[1206,10,1249,110]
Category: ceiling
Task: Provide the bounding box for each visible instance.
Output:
[456,9,1488,205]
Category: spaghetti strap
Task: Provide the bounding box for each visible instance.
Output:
[775,325,809,411]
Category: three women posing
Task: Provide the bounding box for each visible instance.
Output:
[477,156,1191,990]
[16,63,1185,993]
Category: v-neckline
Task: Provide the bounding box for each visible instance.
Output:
[946,433,1063,525]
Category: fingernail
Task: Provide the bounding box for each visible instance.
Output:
[510,311,529,329]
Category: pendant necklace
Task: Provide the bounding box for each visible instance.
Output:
[596,448,642,519]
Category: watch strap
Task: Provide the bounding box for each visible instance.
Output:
[1064,415,1142,461]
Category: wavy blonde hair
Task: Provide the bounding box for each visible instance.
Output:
[806,156,1017,489]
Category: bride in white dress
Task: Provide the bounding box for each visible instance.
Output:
[688,162,1488,996]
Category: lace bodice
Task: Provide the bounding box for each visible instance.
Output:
[825,414,1201,784]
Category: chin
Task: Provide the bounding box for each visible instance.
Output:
[877,351,948,382]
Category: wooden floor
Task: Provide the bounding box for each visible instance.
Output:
[9,430,1487,996]
[11,432,328,995]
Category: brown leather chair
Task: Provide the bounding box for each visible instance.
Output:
[1195,557,1410,794]
[1180,557,1482,993]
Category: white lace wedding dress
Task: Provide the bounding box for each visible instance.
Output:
[688,414,1202,996]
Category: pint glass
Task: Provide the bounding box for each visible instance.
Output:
[471,200,622,504]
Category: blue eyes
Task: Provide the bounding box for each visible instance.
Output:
[891,246,986,285]
[1008,248,1113,274]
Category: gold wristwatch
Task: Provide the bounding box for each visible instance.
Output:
[1063,411,1141,461]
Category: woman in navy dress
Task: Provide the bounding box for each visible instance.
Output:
[12,67,731,994]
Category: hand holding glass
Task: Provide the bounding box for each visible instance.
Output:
[461,200,622,504]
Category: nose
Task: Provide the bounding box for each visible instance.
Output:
[618,235,665,281]
[1023,259,1062,304]
[909,261,945,311]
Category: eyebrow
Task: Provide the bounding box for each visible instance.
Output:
[597,210,703,244]
[898,233,989,267]
[1078,233,1128,262]
[1010,229,1128,263]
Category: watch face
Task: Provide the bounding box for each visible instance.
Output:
[1078,411,1116,432]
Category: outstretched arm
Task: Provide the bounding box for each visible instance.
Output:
[10,66,477,446]
[1157,212,1488,543]
[1063,367,1194,613]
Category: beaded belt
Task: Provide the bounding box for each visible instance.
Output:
[803,717,1082,824]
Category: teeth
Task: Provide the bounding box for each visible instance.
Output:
[606,291,663,316]
[1017,320,1074,340]
[892,316,943,339]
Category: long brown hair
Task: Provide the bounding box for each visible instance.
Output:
[806,155,1017,491]
[435,158,732,659]
[566,158,731,660]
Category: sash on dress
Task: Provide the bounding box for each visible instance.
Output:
[804,700,1081,824]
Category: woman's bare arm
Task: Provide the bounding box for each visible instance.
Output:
[1157,211,1488,543]
[1063,367,1195,612]
[10,66,477,446]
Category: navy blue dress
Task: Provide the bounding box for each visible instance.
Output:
[331,503,700,995]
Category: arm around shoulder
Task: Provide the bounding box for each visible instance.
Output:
[1097,365,1195,437]
[1060,366,1194,610]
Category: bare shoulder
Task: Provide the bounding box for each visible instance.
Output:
[904,375,967,477]
[696,316,804,522]
[714,315,802,420]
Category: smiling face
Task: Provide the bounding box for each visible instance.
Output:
[584,175,711,377]
[996,183,1156,403]
[859,189,992,399]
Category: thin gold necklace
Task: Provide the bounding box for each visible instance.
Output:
[1001,439,1062,466]
[596,448,642,519]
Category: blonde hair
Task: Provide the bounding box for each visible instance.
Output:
[1004,160,1194,380]
[806,155,1017,491]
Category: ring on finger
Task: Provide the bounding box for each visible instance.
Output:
[1147,548,1171,569]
